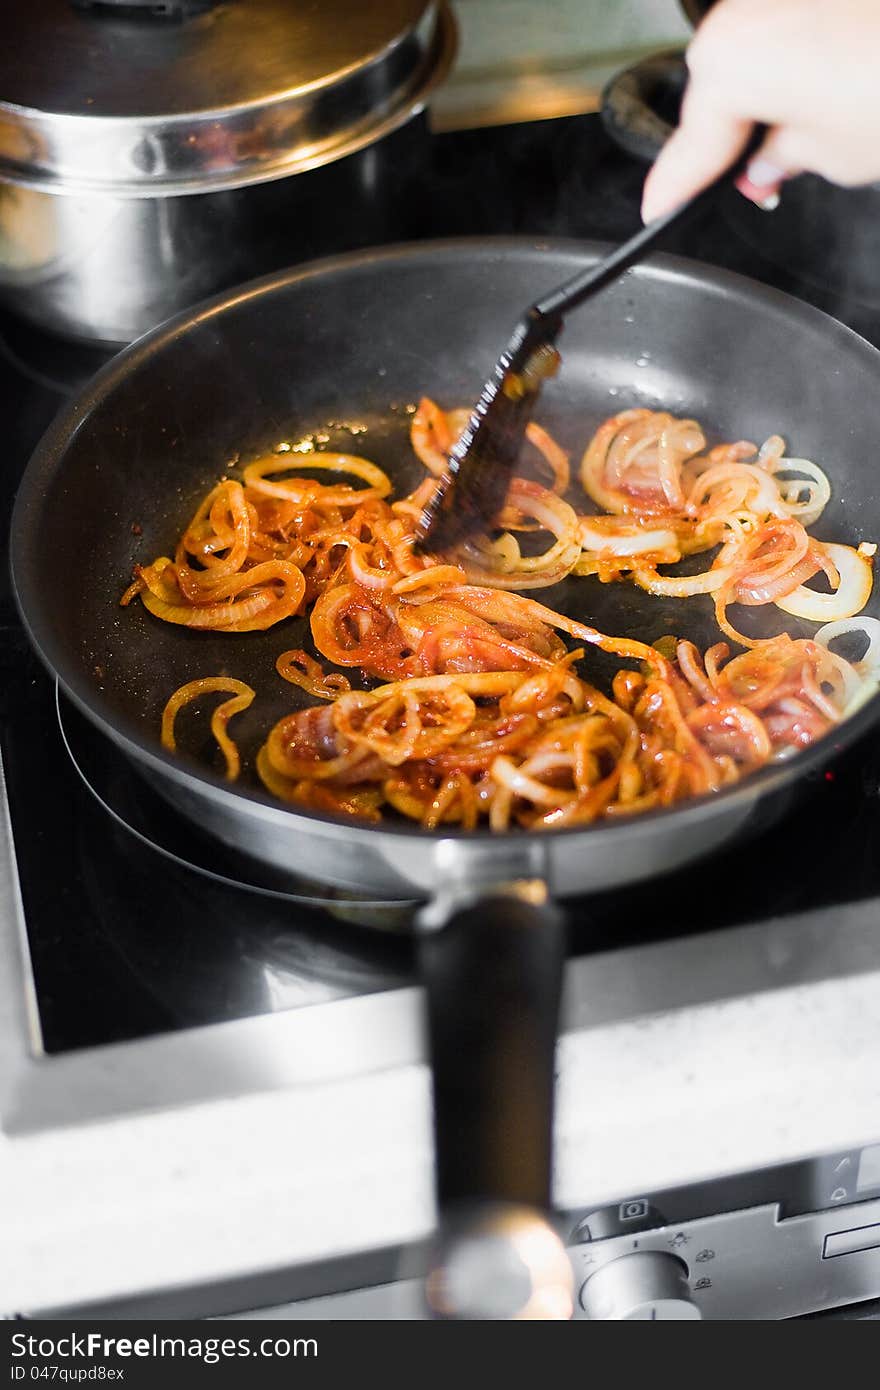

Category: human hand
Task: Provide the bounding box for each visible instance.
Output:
[642,0,880,222]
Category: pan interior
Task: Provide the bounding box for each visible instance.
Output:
[13,241,880,834]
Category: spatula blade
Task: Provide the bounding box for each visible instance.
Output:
[414,328,561,553]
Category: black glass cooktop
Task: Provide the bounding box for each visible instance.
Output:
[4,112,880,1055]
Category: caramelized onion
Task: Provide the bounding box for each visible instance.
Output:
[775,543,873,621]
[815,616,880,678]
[140,557,306,632]
[578,516,679,558]
[275,649,351,700]
[460,480,581,590]
[243,452,392,505]
[162,677,255,780]
[125,400,872,829]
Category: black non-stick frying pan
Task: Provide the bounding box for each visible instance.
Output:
[12,240,880,1316]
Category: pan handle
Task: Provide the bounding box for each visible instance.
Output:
[417,884,572,1319]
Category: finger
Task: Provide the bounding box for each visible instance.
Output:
[734,158,786,210]
[734,129,803,209]
[641,84,753,222]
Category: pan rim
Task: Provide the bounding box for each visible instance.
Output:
[12,234,880,848]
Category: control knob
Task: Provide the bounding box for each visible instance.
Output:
[580,1251,701,1320]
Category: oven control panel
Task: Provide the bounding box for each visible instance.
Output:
[224,1193,880,1321]
[569,1195,880,1319]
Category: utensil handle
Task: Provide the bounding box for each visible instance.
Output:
[419,889,565,1210]
[532,122,768,324]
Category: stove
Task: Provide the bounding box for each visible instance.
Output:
[2,112,880,1321]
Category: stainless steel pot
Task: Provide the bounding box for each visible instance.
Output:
[0,0,456,345]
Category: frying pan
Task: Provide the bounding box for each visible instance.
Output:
[12,239,880,1316]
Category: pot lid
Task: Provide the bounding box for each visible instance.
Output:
[0,0,456,195]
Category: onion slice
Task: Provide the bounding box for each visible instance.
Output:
[814,617,880,714]
[578,516,679,557]
[775,543,873,621]
[460,480,581,590]
[814,616,880,678]
[161,677,255,780]
[630,563,732,598]
[242,452,392,505]
[764,455,832,528]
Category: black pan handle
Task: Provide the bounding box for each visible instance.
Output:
[420,888,564,1209]
[418,887,571,1318]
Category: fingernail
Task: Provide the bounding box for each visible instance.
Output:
[743,156,787,189]
[734,170,782,211]
[641,188,673,224]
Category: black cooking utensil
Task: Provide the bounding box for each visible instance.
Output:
[415,127,767,552]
